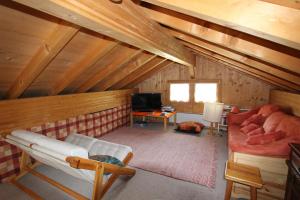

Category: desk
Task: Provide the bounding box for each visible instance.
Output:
[131,111,177,130]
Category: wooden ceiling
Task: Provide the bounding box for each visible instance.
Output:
[0,0,299,100]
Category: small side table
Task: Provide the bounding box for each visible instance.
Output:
[224,161,263,200]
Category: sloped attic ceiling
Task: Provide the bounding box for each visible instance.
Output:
[0,0,299,100]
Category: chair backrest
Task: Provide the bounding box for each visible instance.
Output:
[6,130,95,183]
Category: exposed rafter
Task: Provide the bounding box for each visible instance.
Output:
[111,56,166,90]
[260,0,300,10]
[186,44,300,91]
[5,21,79,99]
[142,0,300,50]
[14,0,195,76]
[93,53,156,91]
[49,39,119,95]
[76,47,143,93]
[126,60,173,88]
[170,30,300,86]
[141,6,300,74]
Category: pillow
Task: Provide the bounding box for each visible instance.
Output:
[240,123,260,134]
[258,104,281,117]
[241,114,266,127]
[246,131,286,145]
[275,115,300,137]
[263,111,287,133]
[176,121,204,133]
[89,155,124,175]
[247,127,264,136]
[230,106,240,114]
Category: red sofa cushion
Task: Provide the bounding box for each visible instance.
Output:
[246,131,286,145]
[258,104,281,117]
[247,127,265,136]
[241,113,266,127]
[275,115,300,137]
[231,106,240,114]
[263,111,287,132]
[228,125,292,157]
[227,107,260,126]
[240,123,260,134]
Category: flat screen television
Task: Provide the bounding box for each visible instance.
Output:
[131,93,162,111]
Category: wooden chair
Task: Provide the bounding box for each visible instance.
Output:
[224,161,263,200]
[5,130,136,200]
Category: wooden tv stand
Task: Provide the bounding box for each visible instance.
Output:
[130,111,177,130]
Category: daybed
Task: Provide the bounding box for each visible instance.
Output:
[5,130,136,200]
[227,104,300,200]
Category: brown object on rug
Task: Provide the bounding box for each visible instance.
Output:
[101,127,217,188]
[176,121,205,133]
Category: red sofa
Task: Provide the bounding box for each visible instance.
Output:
[227,104,300,157]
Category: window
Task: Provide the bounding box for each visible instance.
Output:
[195,83,217,103]
[170,83,189,102]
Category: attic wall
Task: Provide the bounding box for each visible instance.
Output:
[137,55,277,112]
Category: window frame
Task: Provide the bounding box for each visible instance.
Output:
[167,79,221,113]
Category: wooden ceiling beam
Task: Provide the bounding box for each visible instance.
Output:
[5,21,79,99]
[126,60,173,88]
[111,56,166,90]
[142,0,300,50]
[93,53,155,91]
[171,30,300,86]
[76,48,143,93]
[187,45,300,91]
[260,0,300,10]
[142,6,300,74]
[14,0,195,76]
[49,39,119,96]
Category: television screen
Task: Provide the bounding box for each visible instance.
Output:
[132,93,162,111]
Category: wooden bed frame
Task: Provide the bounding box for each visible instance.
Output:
[230,89,300,200]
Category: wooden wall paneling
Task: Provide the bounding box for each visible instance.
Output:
[76,47,142,93]
[92,52,155,91]
[141,6,300,74]
[270,90,300,116]
[0,1,62,96]
[0,89,134,136]
[186,45,300,91]
[5,21,79,99]
[138,55,276,110]
[173,31,300,86]
[111,56,166,90]
[126,60,173,88]
[142,0,300,50]
[49,38,119,95]
[14,0,196,73]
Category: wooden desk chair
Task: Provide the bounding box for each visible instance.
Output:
[224,161,263,200]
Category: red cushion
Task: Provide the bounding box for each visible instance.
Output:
[227,107,260,125]
[177,121,204,133]
[258,104,281,117]
[231,106,240,114]
[247,127,265,136]
[275,115,300,137]
[240,123,260,134]
[241,114,266,127]
[246,131,286,145]
[263,111,287,132]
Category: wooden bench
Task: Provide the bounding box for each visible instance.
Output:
[224,161,263,200]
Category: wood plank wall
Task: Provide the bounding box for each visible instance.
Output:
[270,90,300,116]
[0,89,134,136]
[137,55,276,113]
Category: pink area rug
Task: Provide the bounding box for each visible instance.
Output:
[101,127,218,188]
